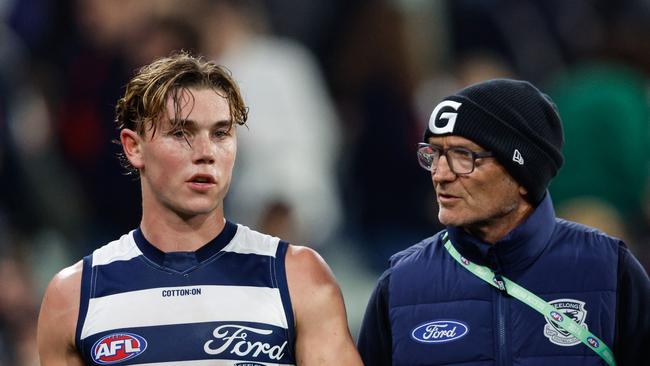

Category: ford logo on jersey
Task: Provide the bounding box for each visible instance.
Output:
[411,320,469,343]
[91,333,147,364]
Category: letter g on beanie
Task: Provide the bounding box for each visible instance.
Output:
[423,79,564,205]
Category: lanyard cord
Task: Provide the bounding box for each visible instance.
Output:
[442,232,616,366]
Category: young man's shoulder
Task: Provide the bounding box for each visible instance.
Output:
[284,243,363,365]
[45,260,84,300]
[225,222,336,287]
[37,260,84,360]
[41,230,138,310]
[285,244,337,290]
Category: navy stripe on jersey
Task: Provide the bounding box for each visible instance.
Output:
[81,321,292,365]
[274,240,296,355]
[133,220,238,267]
[91,251,274,298]
[75,255,93,352]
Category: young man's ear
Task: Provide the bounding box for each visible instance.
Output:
[120,129,144,169]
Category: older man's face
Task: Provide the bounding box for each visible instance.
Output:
[427,135,529,232]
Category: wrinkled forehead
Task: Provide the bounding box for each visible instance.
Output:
[425,134,487,151]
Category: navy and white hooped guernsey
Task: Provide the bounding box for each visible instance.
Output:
[75,221,296,365]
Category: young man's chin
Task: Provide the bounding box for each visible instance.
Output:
[175,201,221,218]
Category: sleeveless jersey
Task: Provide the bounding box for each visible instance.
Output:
[75,221,296,365]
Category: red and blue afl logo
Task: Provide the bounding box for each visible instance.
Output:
[461,257,470,266]
[91,333,147,364]
[587,337,599,348]
[550,311,563,322]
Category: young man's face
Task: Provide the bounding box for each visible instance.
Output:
[427,135,528,229]
[137,87,237,218]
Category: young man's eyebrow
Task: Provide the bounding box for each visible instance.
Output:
[170,119,233,128]
[213,120,233,128]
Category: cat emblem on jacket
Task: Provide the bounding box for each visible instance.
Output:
[543,299,589,346]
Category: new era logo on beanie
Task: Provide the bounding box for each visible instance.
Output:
[423,79,564,205]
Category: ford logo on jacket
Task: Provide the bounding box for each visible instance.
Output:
[411,320,469,343]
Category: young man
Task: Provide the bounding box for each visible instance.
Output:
[357,79,650,365]
[37,53,363,366]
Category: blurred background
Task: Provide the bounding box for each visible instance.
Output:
[1,0,649,363]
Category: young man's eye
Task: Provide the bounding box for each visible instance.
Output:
[170,129,186,138]
[213,129,230,138]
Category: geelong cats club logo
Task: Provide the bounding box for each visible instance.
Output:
[544,299,589,346]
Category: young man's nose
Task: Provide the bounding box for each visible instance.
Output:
[192,134,216,164]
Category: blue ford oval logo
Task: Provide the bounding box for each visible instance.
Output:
[411,320,469,343]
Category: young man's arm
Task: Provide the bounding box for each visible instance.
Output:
[37,261,85,366]
[285,245,363,366]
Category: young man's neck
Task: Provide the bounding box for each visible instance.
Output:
[463,202,534,244]
[139,208,226,253]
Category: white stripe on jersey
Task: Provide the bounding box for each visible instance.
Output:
[92,231,142,267]
[223,224,280,257]
[92,224,279,268]
[81,285,288,339]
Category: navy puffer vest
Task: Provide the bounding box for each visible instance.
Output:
[388,196,618,365]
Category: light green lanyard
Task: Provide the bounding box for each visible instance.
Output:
[442,232,616,366]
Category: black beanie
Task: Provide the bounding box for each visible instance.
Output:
[423,79,564,205]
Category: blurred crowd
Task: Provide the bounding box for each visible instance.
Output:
[1,0,649,364]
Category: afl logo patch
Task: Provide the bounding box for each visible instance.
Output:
[550,311,563,322]
[411,320,469,344]
[91,333,147,364]
[587,337,599,348]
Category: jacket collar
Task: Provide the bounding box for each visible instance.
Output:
[446,193,556,274]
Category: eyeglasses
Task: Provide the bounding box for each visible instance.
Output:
[417,143,494,175]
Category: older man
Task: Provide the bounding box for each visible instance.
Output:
[358,79,649,366]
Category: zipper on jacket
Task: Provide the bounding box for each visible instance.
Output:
[496,293,507,366]
[489,248,509,366]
